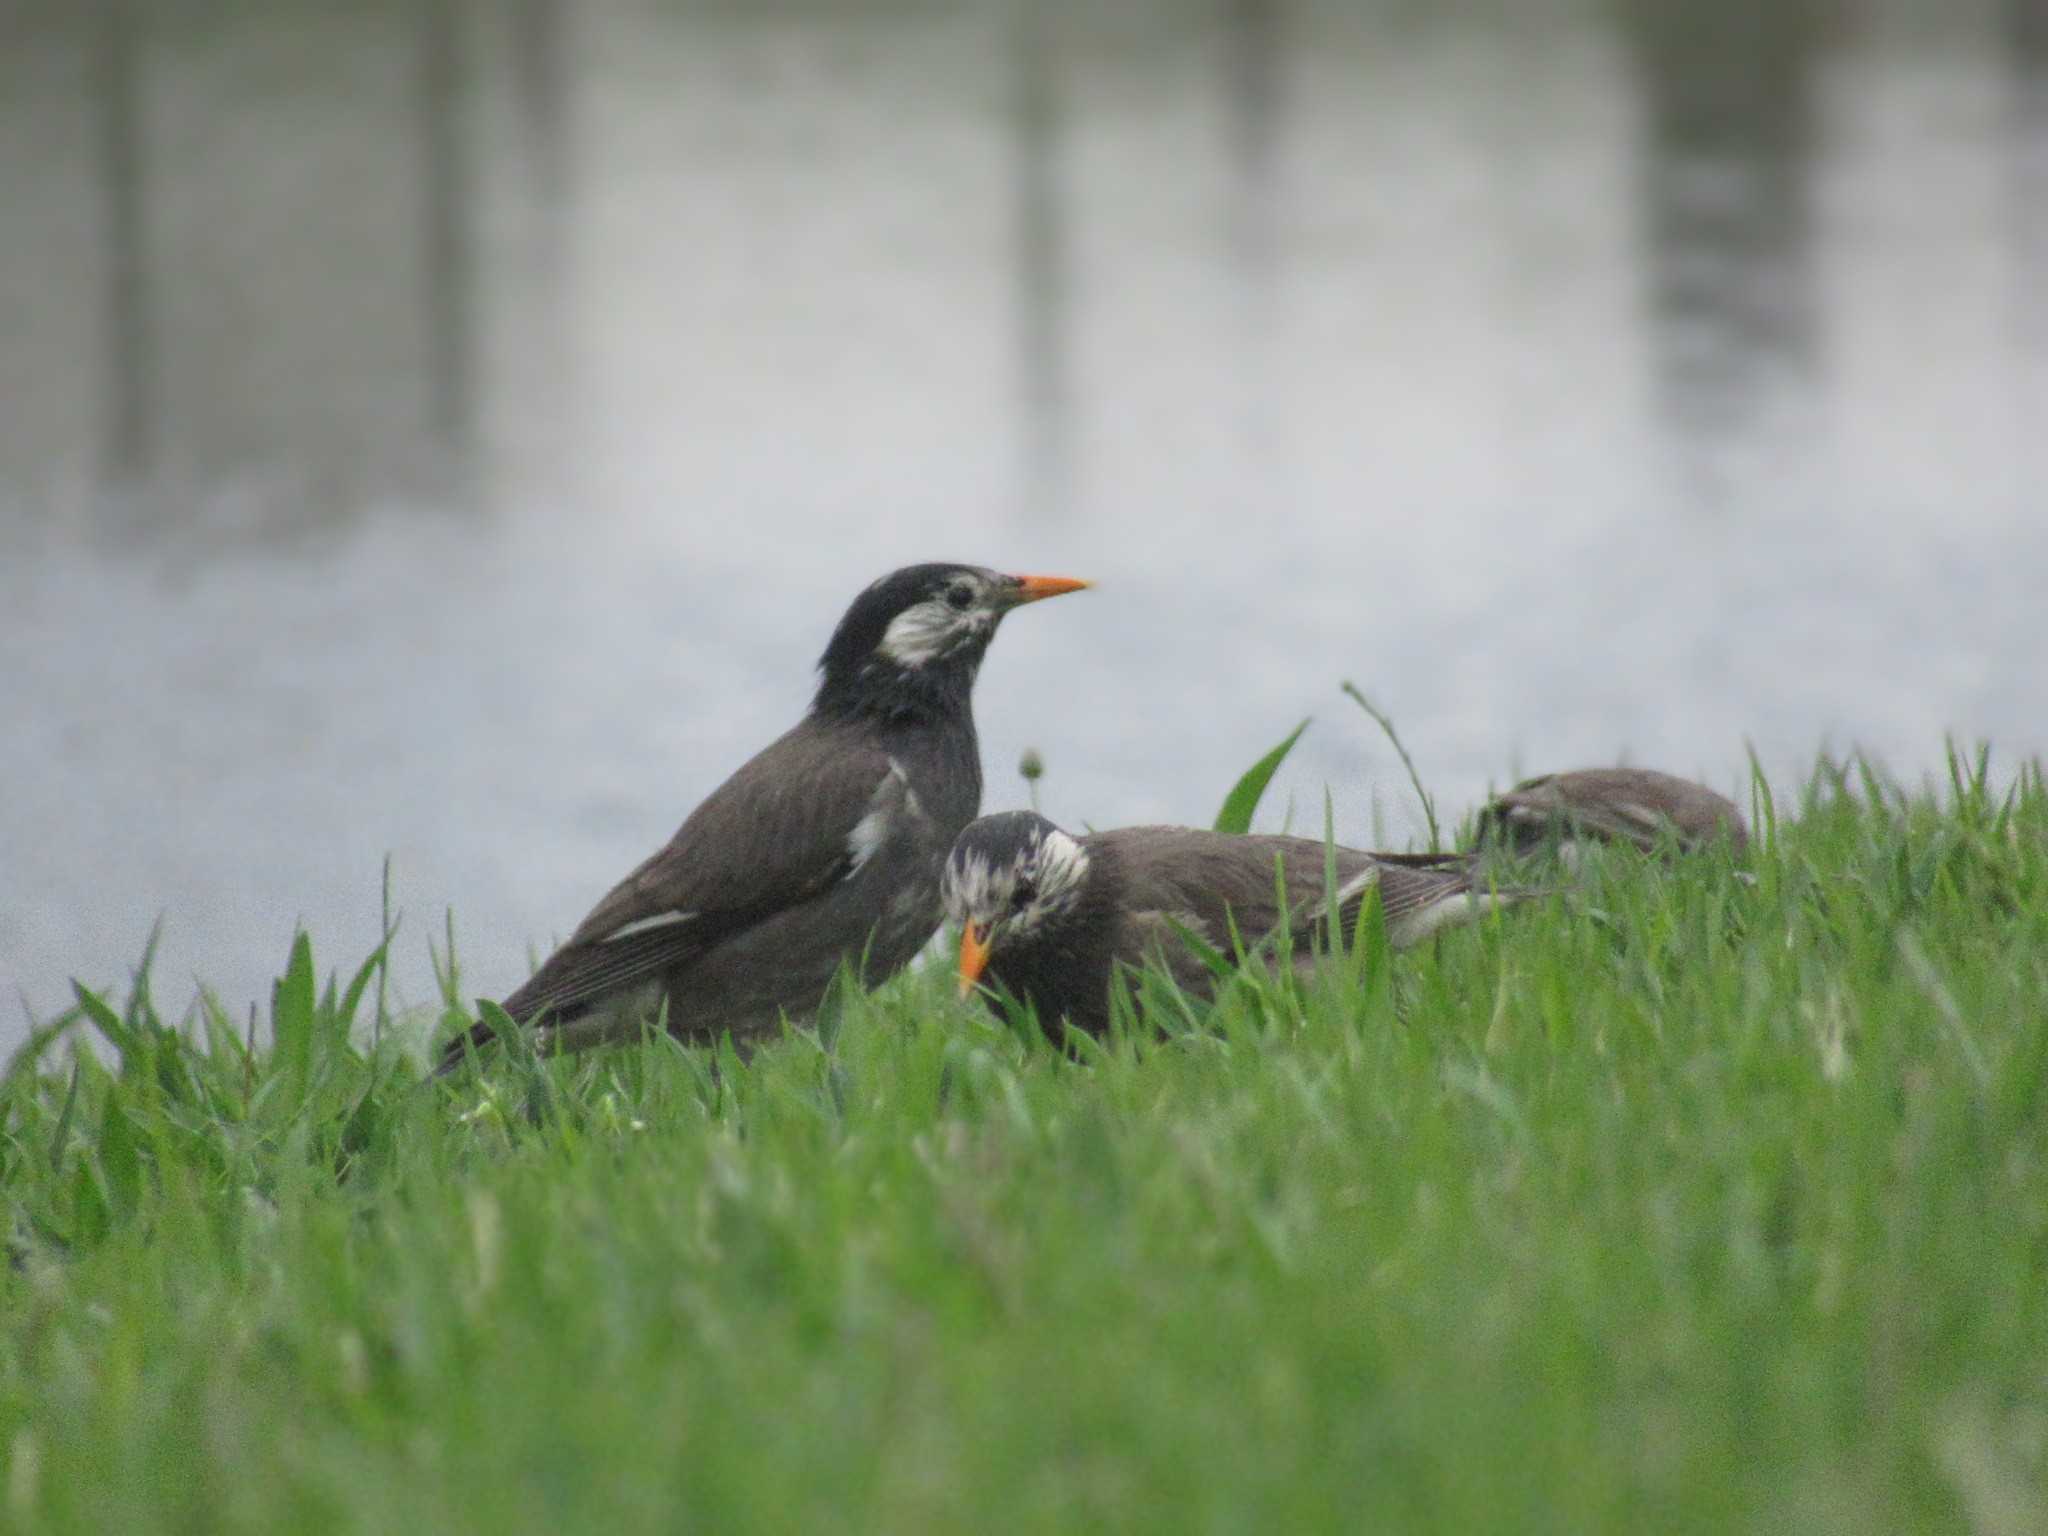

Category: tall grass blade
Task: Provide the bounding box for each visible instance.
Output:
[2,1005,80,1101]
[1746,741,1778,854]
[48,1060,81,1175]
[338,927,396,1039]
[376,855,395,1049]
[272,931,318,1097]
[1340,682,1441,851]
[125,918,164,1038]
[71,982,135,1071]
[1215,718,1310,835]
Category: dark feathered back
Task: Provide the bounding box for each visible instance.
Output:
[1477,767,1748,854]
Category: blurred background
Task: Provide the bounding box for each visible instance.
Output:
[2,0,2044,1041]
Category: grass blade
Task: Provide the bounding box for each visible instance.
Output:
[272,931,318,1098]
[1340,682,1440,852]
[48,1059,82,1175]
[1215,718,1310,835]
[72,982,136,1071]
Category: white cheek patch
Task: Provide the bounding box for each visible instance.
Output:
[878,599,993,670]
[944,828,1090,935]
[877,601,955,668]
[1036,830,1089,905]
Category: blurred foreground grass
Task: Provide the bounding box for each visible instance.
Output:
[3,752,2045,1533]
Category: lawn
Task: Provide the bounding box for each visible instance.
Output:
[3,750,2044,1533]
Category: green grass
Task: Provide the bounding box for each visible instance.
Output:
[4,751,2047,1533]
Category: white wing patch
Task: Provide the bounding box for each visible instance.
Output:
[1330,864,1383,911]
[1318,861,1498,949]
[1387,890,1502,947]
[888,757,926,825]
[847,760,912,875]
[601,911,697,943]
[847,808,891,874]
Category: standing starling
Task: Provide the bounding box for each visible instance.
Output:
[437,564,1089,1075]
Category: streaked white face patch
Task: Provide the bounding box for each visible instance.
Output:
[942,824,1090,945]
[876,574,999,670]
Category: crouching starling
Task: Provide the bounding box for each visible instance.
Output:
[1474,767,1748,859]
[943,810,1518,1039]
[436,564,1089,1076]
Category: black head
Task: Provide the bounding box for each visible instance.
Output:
[812,564,1089,723]
[944,810,1095,991]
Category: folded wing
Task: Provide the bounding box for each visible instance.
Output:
[435,722,902,1075]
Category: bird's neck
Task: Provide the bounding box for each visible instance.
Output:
[991,845,1122,1039]
[811,658,978,729]
[1073,842,1124,937]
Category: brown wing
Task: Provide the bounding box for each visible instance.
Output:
[439,721,899,1071]
[1482,767,1745,852]
[1082,829,1448,952]
[1333,859,1486,942]
[1226,835,1479,944]
[1086,827,1295,960]
[1088,828,1478,974]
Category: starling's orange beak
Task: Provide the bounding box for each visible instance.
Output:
[956,921,995,996]
[1006,574,1091,604]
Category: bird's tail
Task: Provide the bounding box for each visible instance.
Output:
[431,1015,500,1080]
[1364,854,1554,949]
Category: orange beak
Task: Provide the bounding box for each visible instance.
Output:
[956,921,995,997]
[1006,574,1091,605]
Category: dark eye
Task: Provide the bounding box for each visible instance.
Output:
[945,583,975,611]
[1012,876,1039,909]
